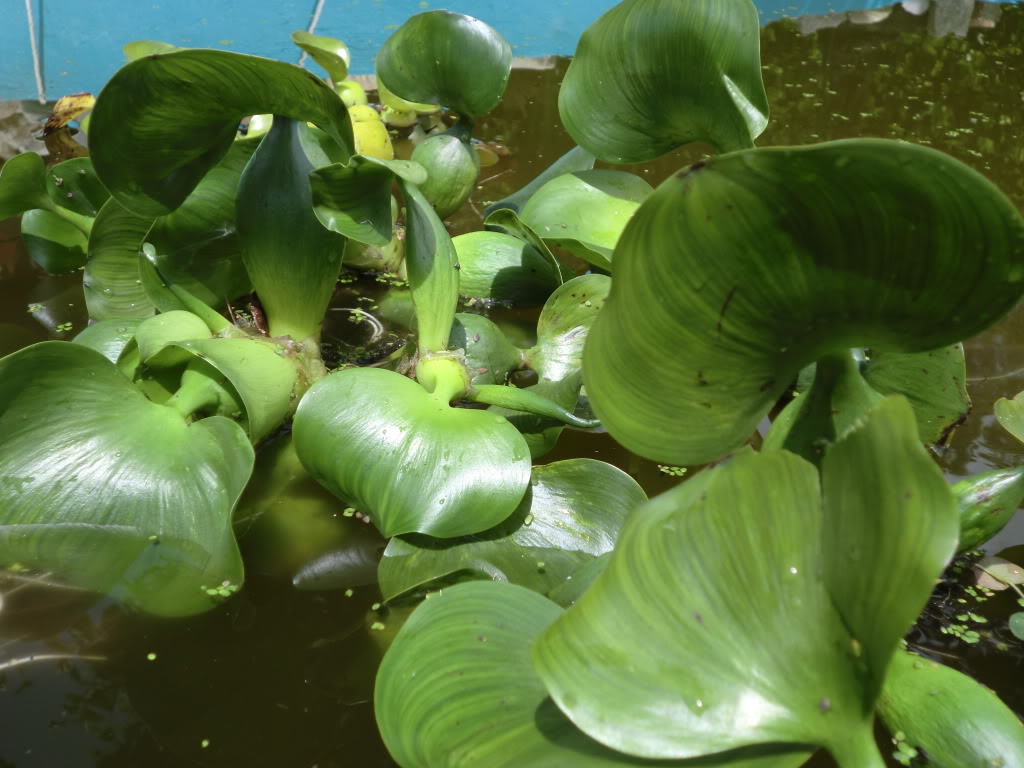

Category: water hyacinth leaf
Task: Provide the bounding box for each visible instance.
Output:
[237,117,346,341]
[490,375,583,459]
[161,337,299,443]
[350,104,396,160]
[72,318,143,364]
[952,467,1024,552]
[291,30,350,83]
[20,209,89,273]
[585,140,1024,465]
[547,552,612,608]
[973,556,1024,591]
[533,399,956,763]
[528,274,610,382]
[131,310,212,365]
[90,49,354,216]
[398,178,460,352]
[485,145,596,216]
[123,40,179,61]
[45,158,110,220]
[878,651,1024,768]
[862,344,970,444]
[84,198,156,320]
[448,312,522,386]
[146,139,259,310]
[294,367,530,538]
[0,152,49,219]
[375,10,512,118]
[411,135,479,219]
[378,459,645,601]
[559,0,768,163]
[484,208,567,287]
[378,81,439,116]
[995,391,1024,444]
[1010,613,1024,640]
[375,581,810,768]
[520,170,653,270]
[0,342,252,617]
[452,231,563,305]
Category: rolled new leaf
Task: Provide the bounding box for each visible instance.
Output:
[237,117,345,341]
[375,10,511,119]
[953,467,1024,552]
[90,49,354,216]
[559,0,768,163]
[878,650,1024,767]
[585,140,1024,465]
[0,342,253,616]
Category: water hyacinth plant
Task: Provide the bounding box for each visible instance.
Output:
[2,0,1024,764]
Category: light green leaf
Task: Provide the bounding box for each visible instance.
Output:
[411,135,479,219]
[375,10,512,119]
[399,178,460,352]
[995,390,1024,443]
[585,140,1024,465]
[484,208,568,288]
[90,49,354,216]
[72,318,143,364]
[448,312,522,386]
[21,209,89,273]
[123,40,179,61]
[378,459,645,601]
[520,170,652,270]
[1010,613,1024,640]
[952,467,1024,552]
[291,30,350,83]
[452,231,562,305]
[0,152,49,219]
[84,198,156,320]
[45,157,110,220]
[527,274,610,382]
[878,651,1024,768]
[559,0,768,163]
[0,342,252,617]
[293,367,530,538]
[485,145,596,216]
[533,397,957,764]
[375,581,811,768]
[237,117,345,340]
[132,309,212,365]
[547,552,612,608]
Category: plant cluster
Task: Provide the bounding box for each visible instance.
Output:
[2,1,1024,765]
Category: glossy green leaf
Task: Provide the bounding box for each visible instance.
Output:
[21,209,88,273]
[0,342,252,616]
[375,10,512,119]
[90,49,354,217]
[952,467,1024,552]
[862,345,970,444]
[236,117,345,341]
[452,231,563,305]
[123,40,179,61]
[484,208,568,287]
[45,157,110,220]
[520,170,652,270]
[560,0,767,163]
[375,581,810,768]
[547,552,612,608]
[72,318,143,364]
[490,376,583,459]
[485,145,596,216]
[995,390,1024,443]
[411,135,479,219]
[291,30,350,83]
[311,157,425,247]
[293,367,530,538]
[585,140,1024,465]
[399,178,460,352]
[132,310,212,365]
[878,650,1024,768]
[83,199,156,320]
[0,152,49,219]
[378,459,644,601]
[533,398,957,764]
[377,81,439,116]
[448,312,522,386]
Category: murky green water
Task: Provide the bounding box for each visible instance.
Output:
[2,4,1024,766]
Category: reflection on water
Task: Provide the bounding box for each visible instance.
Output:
[3,3,1024,766]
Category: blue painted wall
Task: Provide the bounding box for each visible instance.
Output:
[0,0,1011,101]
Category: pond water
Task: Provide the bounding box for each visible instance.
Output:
[2,3,1024,766]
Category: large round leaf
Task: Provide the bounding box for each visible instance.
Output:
[378,459,645,601]
[375,581,810,768]
[585,140,1024,465]
[375,11,511,119]
[293,367,531,538]
[237,117,345,341]
[878,650,1024,767]
[90,49,354,216]
[559,0,768,163]
[83,198,156,320]
[0,342,253,616]
[20,208,88,274]
[452,231,562,305]
[520,170,652,271]
[533,397,957,763]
